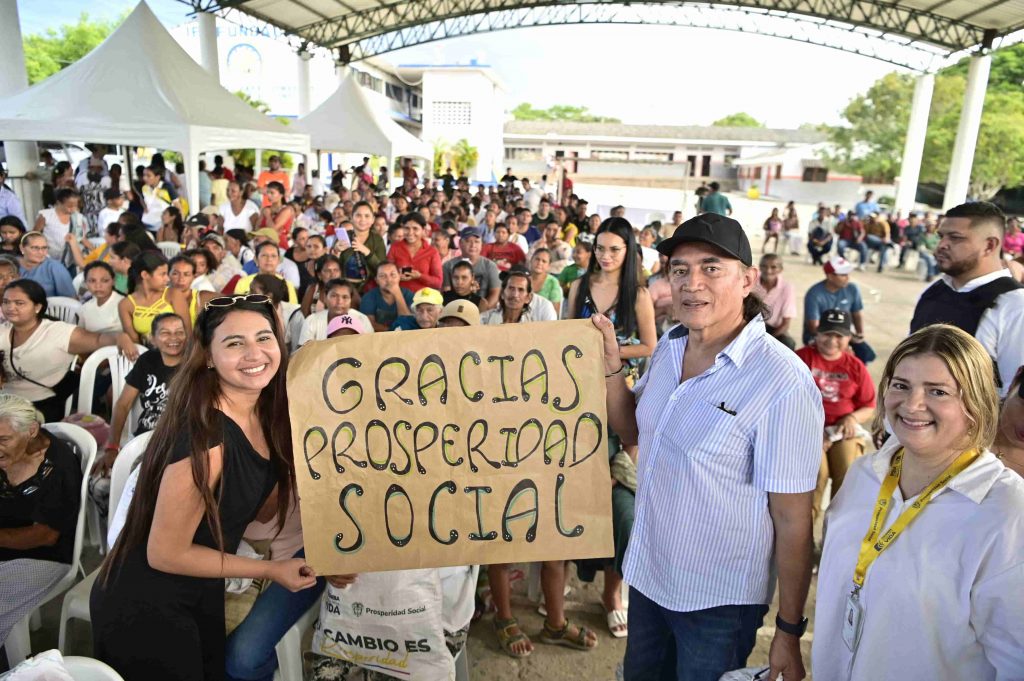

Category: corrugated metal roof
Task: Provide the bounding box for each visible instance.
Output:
[503,120,828,144]
[190,0,1024,57]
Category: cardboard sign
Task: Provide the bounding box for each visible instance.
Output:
[288,319,614,574]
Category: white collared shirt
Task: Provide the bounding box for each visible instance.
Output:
[919,269,1024,397]
[813,439,1024,681]
[624,317,824,612]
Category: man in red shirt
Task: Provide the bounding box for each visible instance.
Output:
[481,223,526,272]
[836,213,869,269]
[795,309,876,520]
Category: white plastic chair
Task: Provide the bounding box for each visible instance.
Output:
[58,432,151,654]
[78,345,145,551]
[46,296,83,325]
[156,241,182,258]
[63,656,126,681]
[273,600,318,681]
[5,423,97,667]
[76,345,147,417]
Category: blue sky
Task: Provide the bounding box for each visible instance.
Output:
[17,0,901,128]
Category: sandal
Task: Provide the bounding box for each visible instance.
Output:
[494,617,533,658]
[540,619,598,651]
[605,608,628,638]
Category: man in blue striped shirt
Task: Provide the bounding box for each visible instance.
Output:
[594,213,823,681]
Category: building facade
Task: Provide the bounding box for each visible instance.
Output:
[502,121,827,189]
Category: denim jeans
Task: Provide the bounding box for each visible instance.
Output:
[837,239,868,266]
[808,239,833,265]
[918,250,938,278]
[864,235,892,270]
[224,550,327,681]
[623,588,768,681]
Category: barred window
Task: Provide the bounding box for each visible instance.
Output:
[432,101,472,125]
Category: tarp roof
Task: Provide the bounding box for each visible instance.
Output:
[0,1,309,209]
[292,72,432,162]
[194,0,1024,58]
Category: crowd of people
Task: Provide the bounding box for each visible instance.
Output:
[1,154,1023,681]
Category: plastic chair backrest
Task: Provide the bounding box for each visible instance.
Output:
[110,431,151,520]
[43,422,98,584]
[157,241,182,258]
[46,296,83,325]
[76,345,146,416]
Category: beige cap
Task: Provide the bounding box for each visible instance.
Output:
[438,299,480,326]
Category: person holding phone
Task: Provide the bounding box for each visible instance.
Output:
[386,212,442,293]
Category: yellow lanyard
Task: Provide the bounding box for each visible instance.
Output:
[852,447,979,590]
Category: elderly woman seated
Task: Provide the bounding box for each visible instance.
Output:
[0,393,83,649]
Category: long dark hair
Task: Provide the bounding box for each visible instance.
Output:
[163,206,184,242]
[570,217,640,336]
[126,251,168,295]
[3,279,53,321]
[101,299,295,583]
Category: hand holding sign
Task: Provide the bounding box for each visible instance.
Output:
[287,319,613,574]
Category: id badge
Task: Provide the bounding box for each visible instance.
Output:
[842,590,863,651]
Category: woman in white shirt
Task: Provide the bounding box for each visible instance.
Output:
[79,261,125,334]
[0,280,137,423]
[34,188,85,260]
[813,324,1024,681]
[297,279,373,348]
[220,181,259,231]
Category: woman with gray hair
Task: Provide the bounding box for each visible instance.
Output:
[0,393,83,648]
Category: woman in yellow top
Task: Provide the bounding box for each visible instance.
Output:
[117,251,189,344]
[65,222,120,270]
[233,241,299,304]
[167,253,216,328]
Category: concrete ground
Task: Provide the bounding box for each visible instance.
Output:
[17,189,932,680]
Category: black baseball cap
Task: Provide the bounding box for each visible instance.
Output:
[656,213,752,266]
[817,309,852,336]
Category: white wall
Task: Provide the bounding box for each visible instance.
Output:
[422,70,505,182]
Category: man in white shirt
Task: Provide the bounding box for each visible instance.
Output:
[521,178,543,214]
[480,268,557,324]
[909,201,1024,396]
[601,214,822,681]
[74,144,109,187]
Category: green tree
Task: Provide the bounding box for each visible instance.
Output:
[23,12,124,84]
[825,72,915,183]
[511,102,621,123]
[711,112,764,127]
[433,139,450,176]
[451,139,479,177]
[827,62,1024,197]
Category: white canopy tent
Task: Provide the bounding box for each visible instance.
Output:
[0,1,310,214]
[293,72,432,170]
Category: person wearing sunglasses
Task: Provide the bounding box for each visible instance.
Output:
[91,294,318,681]
[993,366,1024,477]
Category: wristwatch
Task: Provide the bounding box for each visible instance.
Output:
[775,613,808,637]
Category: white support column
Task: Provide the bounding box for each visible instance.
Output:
[297,50,312,116]
[197,11,220,81]
[0,0,42,221]
[894,72,934,216]
[943,52,991,210]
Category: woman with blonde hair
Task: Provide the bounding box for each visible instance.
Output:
[813,324,1024,680]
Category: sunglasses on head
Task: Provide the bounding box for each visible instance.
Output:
[204,294,272,311]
